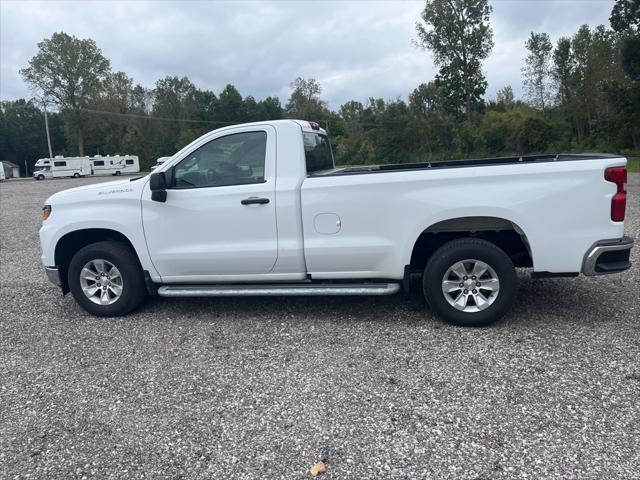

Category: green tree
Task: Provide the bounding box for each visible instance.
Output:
[522,32,554,111]
[258,96,283,120]
[151,76,201,157]
[610,0,640,32]
[338,100,364,136]
[416,0,494,120]
[409,82,447,116]
[330,101,364,165]
[0,100,67,175]
[175,128,204,150]
[495,85,515,109]
[408,82,454,157]
[285,77,328,120]
[514,115,554,153]
[20,32,111,155]
[84,71,147,155]
[608,0,640,148]
[242,96,261,122]
[551,26,622,144]
[553,37,575,106]
[610,0,640,79]
[217,84,244,122]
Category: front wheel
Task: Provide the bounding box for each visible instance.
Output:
[37,174,45,181]
[423,238,517,327]
[68,241,146,316]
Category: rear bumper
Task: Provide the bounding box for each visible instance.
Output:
[45,266,62,286]
[582,236,634,276]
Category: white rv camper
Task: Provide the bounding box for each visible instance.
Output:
[33,156,91,180]
[90,155,140,176]
[150,156,171,171]
[34,157,52,169]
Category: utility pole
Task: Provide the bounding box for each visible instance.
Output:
[43,103,53,159]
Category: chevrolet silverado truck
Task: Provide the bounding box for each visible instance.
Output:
[39,120,633,326]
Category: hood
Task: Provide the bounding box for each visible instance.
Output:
[45,176,148,204]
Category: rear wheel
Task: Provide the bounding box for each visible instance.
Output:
[68,241,146,316]
[73,172,80,178]
[422,238,517,327]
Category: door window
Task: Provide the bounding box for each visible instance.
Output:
[173,131,267,188]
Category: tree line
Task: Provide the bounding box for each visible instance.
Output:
[1,0,638,174]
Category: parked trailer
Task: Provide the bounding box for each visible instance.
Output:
[34,158,51,168]
[33,156,91,180]
[90,155,140,176]
[150,156,171,171]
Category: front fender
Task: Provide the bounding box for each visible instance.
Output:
[39,180,161,281]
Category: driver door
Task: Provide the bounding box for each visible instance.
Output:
[141,126,278,281]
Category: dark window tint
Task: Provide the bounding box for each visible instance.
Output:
[174,131,267,188]
[93,160,105,166]
[125,159,134,165]
[303,133,334,174]
[53,161,66,167]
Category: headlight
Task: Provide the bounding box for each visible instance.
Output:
[42,204,52,221]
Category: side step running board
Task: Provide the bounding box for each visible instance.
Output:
[157,283,401,297]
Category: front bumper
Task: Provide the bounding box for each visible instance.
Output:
[582,236,634,276]
[45,266,62,286]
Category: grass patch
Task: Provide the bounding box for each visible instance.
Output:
[627,157,640,173]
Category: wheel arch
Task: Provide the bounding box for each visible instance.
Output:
[408,216,533,273]
[55,228,139,292]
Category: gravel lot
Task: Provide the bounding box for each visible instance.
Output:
[1,174,639,479]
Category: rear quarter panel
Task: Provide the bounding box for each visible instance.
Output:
[301,157,627,279]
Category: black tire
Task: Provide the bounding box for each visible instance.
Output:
[422,238,517,327]
[73,172,80,178]
[115,171,121,176]
[37,174,45,181]
[68,241,146,317]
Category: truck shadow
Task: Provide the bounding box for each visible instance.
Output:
[507,276,625,324]
[131,274,628,327]
[143,293,422,325]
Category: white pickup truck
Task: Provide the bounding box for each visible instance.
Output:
[39,120,633,326]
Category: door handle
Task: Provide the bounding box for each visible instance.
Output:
[241,197,270,205]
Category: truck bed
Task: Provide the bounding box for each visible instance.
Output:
[312,153,619,177]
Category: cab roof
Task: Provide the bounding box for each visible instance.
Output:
[209,119,327,136]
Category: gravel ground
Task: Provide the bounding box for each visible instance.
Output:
[1,174,639,479]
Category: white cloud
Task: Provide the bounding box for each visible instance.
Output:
[0,0,614,108]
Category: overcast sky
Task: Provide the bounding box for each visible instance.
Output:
[0,0,614,109]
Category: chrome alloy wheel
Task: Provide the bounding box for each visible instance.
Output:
[79,259,123,305]
[441,259,500,313]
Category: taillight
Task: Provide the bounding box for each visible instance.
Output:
[604,166,627,222]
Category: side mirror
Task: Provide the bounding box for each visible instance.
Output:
[149,172,167,203]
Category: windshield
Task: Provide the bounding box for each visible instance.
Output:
[303,133,334,174]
